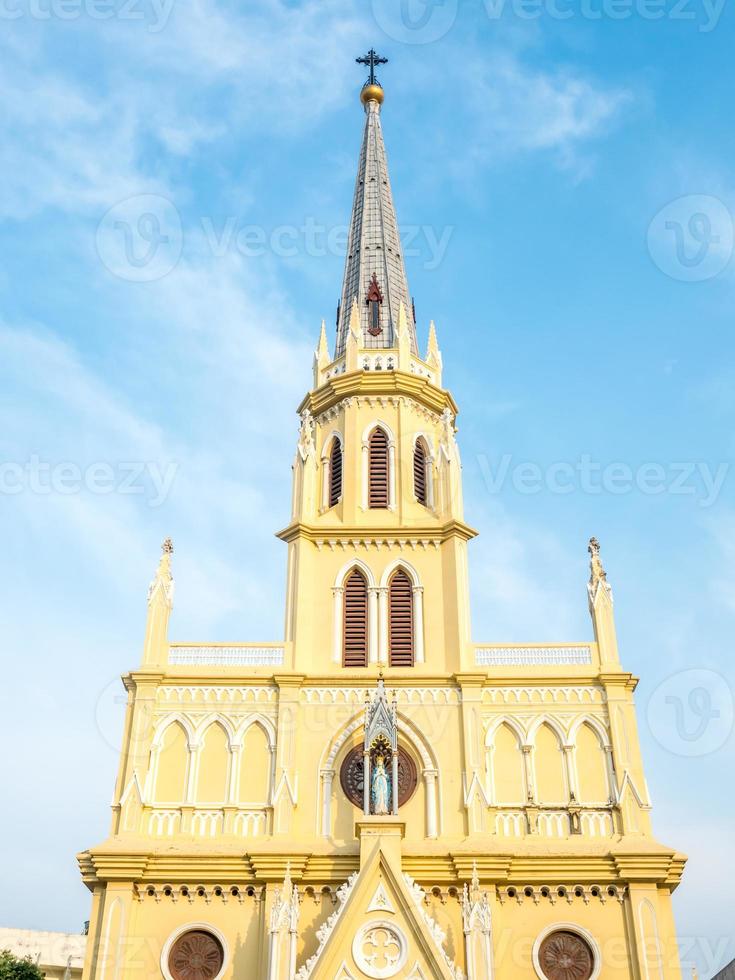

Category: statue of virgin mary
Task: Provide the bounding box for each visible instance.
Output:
[371,754,391,815]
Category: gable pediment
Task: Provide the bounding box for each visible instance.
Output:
[295,846,461,980]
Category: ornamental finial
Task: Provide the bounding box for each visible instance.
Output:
[357,48,388,106]
[588,536,606,584]
[162,537,174,555]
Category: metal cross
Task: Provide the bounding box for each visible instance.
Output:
[356,49,388,86]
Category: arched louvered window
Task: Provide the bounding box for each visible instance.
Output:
[414,439,428,506]
[368,427,389,508]
[343,569,368,667]
[329,438,343,507]
[389,569,414,667]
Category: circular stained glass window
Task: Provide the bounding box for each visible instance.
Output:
[538,929,595,980]
[168,929,224,980]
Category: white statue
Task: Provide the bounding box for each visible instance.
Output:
[371,754,391,815]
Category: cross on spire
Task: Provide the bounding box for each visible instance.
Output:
[356,48,388,86]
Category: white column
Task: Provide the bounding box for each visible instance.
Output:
[603,744,617,803]
[368,588,379,664]
[378,588,389,664]
[267,929,279,980]
[363,751,371,815]
[426,455,435,509]
[228,744,242,803]
[361,442,369,510]
[464,932,473,980]
[320,456,329,511]
[185,742,199,803]
[332,587,344,665]
[320,770,334,837]
[392,752,399,815]
[412,586,425,664]
[424,769,438,839]
[563,744,577,802]
[521,745,534,804]
[388,442,396,510]
[288,910,298,980]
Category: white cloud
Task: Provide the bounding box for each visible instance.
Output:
[442,51,631,177]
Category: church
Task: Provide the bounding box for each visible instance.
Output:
[78,53,687,980]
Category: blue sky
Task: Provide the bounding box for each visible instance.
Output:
[1,0,734,975]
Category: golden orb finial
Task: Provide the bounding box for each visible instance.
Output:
[356,49,388,107]
[360,82,384,106]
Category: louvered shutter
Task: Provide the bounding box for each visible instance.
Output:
[329,439,343,507]
[368,428,389,508]
[343,570,368,667]
[389,569,414,667]
[414,441,427,505]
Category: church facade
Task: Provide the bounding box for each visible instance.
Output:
[78,60,687,980]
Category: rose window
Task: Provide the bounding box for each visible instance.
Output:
[538,930,595,980]
[168,930,224,980]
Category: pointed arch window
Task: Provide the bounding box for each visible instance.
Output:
[343,569,368,667]
[389,569,414,667]
[414,439,428,506]
[329,438,343,507]
[368,427,389,508]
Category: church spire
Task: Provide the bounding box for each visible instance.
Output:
[335,52,417,358]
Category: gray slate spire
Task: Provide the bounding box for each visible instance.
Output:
[335,95,417,358]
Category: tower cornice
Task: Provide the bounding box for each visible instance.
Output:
[298,369,459,420]
[275,519,478,545]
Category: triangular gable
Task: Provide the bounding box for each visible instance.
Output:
[295,846,461,980]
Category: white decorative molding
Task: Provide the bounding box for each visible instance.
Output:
[303,687,459,706]
[500,885,625,907]
[480,686,604,704]
[158,686,277,704]
[475,646,592,667]
[368,883,396,915]
[580,810,614,837]
[495,811,525,837]
[314,538,442,552]
[169,646,285,667]
[352,921,407,979]
[402,875,464,980]
[146,806,268,839]
[536,811,568,838]
[295,873,358,979]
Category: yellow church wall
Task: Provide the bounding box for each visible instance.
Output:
[491,894,636,979]
[114,673,650,845]
[89,890,265,979]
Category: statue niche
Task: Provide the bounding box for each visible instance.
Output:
[356,677,405,816]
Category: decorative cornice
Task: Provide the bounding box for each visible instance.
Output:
[297,370,459,419]
[276,519,478,545]
[78,846,686,891]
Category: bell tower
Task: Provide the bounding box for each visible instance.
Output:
[279,55,477,676]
